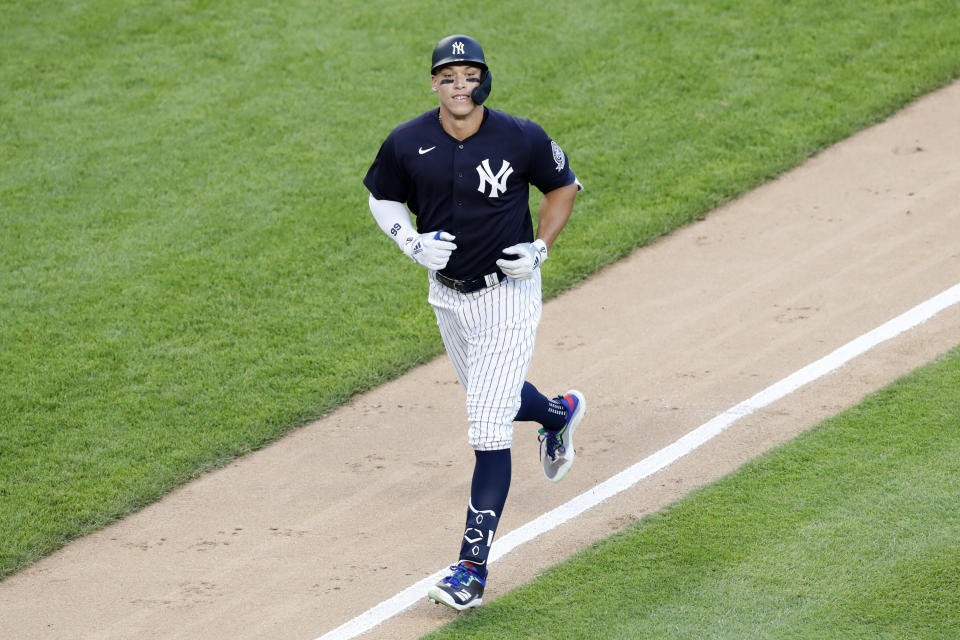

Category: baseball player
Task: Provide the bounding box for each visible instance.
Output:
[363,34,586,610]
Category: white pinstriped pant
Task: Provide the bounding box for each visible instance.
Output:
[428,270,542,451]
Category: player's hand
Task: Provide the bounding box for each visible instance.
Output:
[496,239,548,280]
[403,231,457,270]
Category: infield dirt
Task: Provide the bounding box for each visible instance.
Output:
[2,80,960,640]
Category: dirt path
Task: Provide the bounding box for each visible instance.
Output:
[3,80,960,640]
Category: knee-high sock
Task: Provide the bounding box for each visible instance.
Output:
[458,448,511,576]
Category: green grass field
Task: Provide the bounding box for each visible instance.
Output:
[424,346,960,639]
[2,0,959,587]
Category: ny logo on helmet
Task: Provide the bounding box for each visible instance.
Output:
[476,159,513,198]
[452,41,465,55]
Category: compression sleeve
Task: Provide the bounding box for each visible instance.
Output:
[369,193,417,249]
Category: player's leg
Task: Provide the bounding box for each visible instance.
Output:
[460,448,510,573]
[428,275,539,609]
[427,448,510,609]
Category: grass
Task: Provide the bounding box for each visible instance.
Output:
[2,0,960,578]
[423,345,960,640]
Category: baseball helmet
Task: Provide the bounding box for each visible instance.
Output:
[430,34,492,105]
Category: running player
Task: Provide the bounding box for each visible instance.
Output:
[363,34,587,610]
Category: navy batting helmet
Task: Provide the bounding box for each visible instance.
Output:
[431,34,486,73]
[431,34,492,105]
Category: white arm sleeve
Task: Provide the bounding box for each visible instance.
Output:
[369,193,416,249]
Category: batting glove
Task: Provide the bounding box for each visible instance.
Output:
[496,239,548,280]
[403,231,457,270]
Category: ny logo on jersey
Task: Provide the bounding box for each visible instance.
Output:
[476,159,514,198]
[452,41,465,55]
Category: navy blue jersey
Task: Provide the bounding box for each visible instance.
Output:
[364,107,576,279]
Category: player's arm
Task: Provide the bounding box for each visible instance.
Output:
[535,181,579,249]
[368,193,457,270]
[368,193,417,248]
[496,181,579,280]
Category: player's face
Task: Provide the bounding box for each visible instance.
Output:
[431,64,483,118]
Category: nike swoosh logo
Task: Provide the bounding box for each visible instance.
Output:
[419,146,436,155]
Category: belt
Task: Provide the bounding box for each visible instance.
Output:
[435,270,506,294]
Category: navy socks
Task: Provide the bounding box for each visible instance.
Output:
[458,448,511,576]
[514,381,567,431]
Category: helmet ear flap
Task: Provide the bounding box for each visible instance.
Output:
[471,69,492,105]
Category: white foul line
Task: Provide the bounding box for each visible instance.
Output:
[315,282,960,640]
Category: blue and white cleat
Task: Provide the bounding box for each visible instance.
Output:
[428,562,486,610]
[538,390,586,482]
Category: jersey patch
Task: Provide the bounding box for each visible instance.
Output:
[551,140,566,172]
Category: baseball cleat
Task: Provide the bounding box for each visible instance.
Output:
[539,390,586,482]
[428,562,486,610]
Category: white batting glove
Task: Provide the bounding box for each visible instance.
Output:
[402,231,457,270]
[496,239,548,280]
